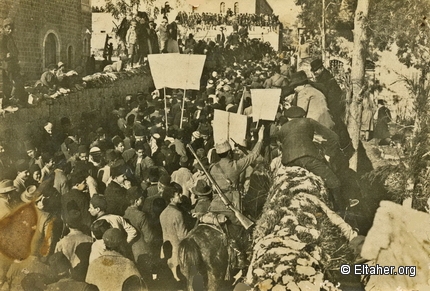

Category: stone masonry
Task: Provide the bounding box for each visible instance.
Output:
[0,0,92,80]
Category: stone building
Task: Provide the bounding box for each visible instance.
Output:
[192,0,273,15]
[0,0,92,80]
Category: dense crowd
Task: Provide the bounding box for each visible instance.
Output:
[0,14,394,291]
[0,51,360,290]
[0,13,274,112]
[175,11,281,32]
[115,11,276,68]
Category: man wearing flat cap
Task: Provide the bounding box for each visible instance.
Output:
[278,106,348,213]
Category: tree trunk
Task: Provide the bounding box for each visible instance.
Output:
[347,0,370,171]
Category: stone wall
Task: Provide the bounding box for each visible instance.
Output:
[0,73,153,157]
[0,0,92,80]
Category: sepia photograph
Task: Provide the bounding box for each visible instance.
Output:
[0,0,428,290]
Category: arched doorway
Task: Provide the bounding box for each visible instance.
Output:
[234,2,239,14]
[44,33,58,68]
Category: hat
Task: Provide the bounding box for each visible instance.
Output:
[196,148,206,158]
[153,116,163,124]
[112,135,123,147]
[24,140,36,151]
[65,208,82,229]
[78,145,88,154]
[21,185,41,203]
[148,166,160,182]
[289,71,309,88]
[57,61,64,69]
[225,104,234,111]
[48,252,71,276]
[142,106,156,117]
[199,128,210,137]
[215,140,231,154]
[192,180,212,196]
[89,147,101,155]
[192,131,201,139]
[284,106,306,118]
[110,164,126,178]
[29,164,41,175]
[310,58,323,72]
[134,127,147,137]
[96,127,105,135]
[21,273,48,291]
[0,179,16,194]
[127,186,143,202]
[16,159,28,173]
[195,99,205,109]
[103,228,126,249]
[159,174,171,187]
[47,63,57,71]
[179,155,188,167]
[90,194,107,211]
[135,140,146,151]
[278,116,288,125]
[105,149,119,162]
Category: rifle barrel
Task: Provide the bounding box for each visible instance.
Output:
[187,144,254,229]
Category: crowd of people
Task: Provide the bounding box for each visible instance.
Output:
[0,11,394,291]
[114,10,276,69]
[0,46,368,290]
[175,11,281,32]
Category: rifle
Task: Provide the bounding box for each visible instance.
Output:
[230,138,249,155]
[187,144,254,230]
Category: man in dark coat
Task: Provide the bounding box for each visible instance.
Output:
[190,180,212,218]
[373,99,392,145]
[277,106,347,213]
[310,58,345,119]
[123,187,154,276]
[136,12,150,63]
[0,18,25,107]
[62,172,93,234]
[129,141,155,184]
[310,58,354,160]
[104,164,129,216]
[45,252,98,291]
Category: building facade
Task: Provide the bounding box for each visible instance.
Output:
[193,0,273,15]
[0,0,92,80]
